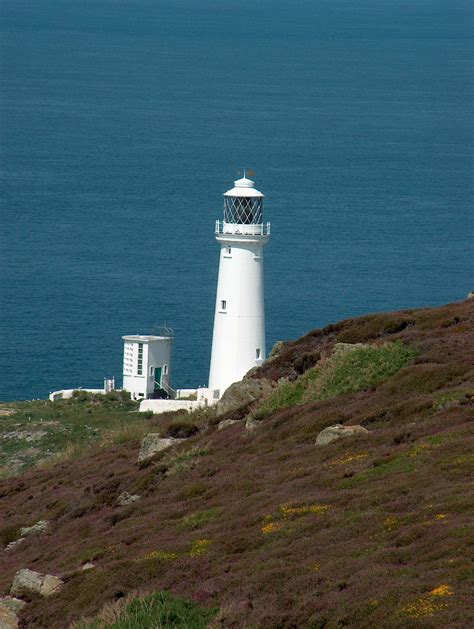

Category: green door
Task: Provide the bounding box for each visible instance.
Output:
[154,367,162,391]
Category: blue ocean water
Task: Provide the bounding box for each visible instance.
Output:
[1,0,472,402]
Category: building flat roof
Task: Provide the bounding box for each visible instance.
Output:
[122,335,171,342]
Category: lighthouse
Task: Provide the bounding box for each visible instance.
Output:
[208,174,271,398]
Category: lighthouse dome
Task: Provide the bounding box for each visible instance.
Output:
[223,176,265,199]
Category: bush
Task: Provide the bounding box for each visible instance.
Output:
[0,524,21,549]
[256,341,416,418]
[77,591,217,628]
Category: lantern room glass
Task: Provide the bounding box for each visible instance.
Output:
[224,196,263,225]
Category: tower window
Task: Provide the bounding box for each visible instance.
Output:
[150,366,154,376]
[163,364,169,375]
[221,300,227,311]
[256,348,261,359]
[137,343,144,375]
[227,247,231,254]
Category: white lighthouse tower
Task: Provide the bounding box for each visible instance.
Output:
[208,174,271,398]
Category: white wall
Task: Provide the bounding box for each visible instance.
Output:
[208,234,267,396]
[148,338,172,390]
[122,337,172,400]
[139,399,202,414]
[49,388,104,401]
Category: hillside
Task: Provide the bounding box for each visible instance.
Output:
[1,299,473,628]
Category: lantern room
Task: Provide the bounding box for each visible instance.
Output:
[223,176,264,225]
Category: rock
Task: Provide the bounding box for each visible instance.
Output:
[39,574,63,596]
[0,606,18,629]
[116,492,140,506]
[217,419,240,431]
[19,520,48,538]
[467,291,474,300]
[0,597,26,629]
[216,378,275,416]
[245,417,259,432]
[315,424,370,446]
[0,599,25,615]
[10,569,63,598]
[268,340,285,360]
[4,539,24,552]
[81,563,95,571]
[138,434,182,463]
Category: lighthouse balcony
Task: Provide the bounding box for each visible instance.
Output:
[215,221,271,237]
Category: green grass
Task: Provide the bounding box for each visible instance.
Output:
[78,591,217,629]
[0,392,140,476]
[255,341,416,418]
[164,447,211,477]
[177,508,221,531]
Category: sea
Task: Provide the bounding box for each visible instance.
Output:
[1,0,473,402]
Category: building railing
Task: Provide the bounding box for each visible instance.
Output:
[156,379,176,400]
[215,221,271,236]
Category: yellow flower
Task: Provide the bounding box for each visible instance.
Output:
[280,504,330,518]
[435,513,447,520]
[312,563,320,571]
[402,598,448,618]
[139,550,177,562]
[330,453,368,465]
[261,521,283,534]
[430,584,453,597]
[401,585,453,618]
[189,538,211,557]
[383,516,400,531]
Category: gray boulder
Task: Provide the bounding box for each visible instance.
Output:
[19,520,48,538]
[81,563,95,571]
[116,492,140,506]
[138,434,182,463]
[4,539,24,552]
[245,417,259,433]
[316,424,370,446]
[10,569,63,597]
[217,419,240,431]
[0,598,26,629]
[216,378,275,416]
[268,340,285,360]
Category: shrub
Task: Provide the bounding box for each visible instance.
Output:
[256,341,416,418]
[0,524,21,549]
[179,482,207,500]
[78,547,107,564]
[177,508,221,530]
[76,590,217,628]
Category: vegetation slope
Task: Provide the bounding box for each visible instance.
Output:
[1,299,473,628]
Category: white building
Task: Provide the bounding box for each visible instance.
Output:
[122,334,172,401]
[208,175,270,398]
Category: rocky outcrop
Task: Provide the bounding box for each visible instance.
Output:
[138,435,183,463]
[245,417,259,432]
[19,520,48,538]
[217,419,240,431]
[10,569,63,597]
[116,492,140,506]
[5,521,49,552]
[0,597,26,629]
[268,340,285,360]
[81,563,95,571]
[216,378,275,416]
[315,424,370,446]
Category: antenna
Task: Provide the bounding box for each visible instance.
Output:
[237,168,255,178]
